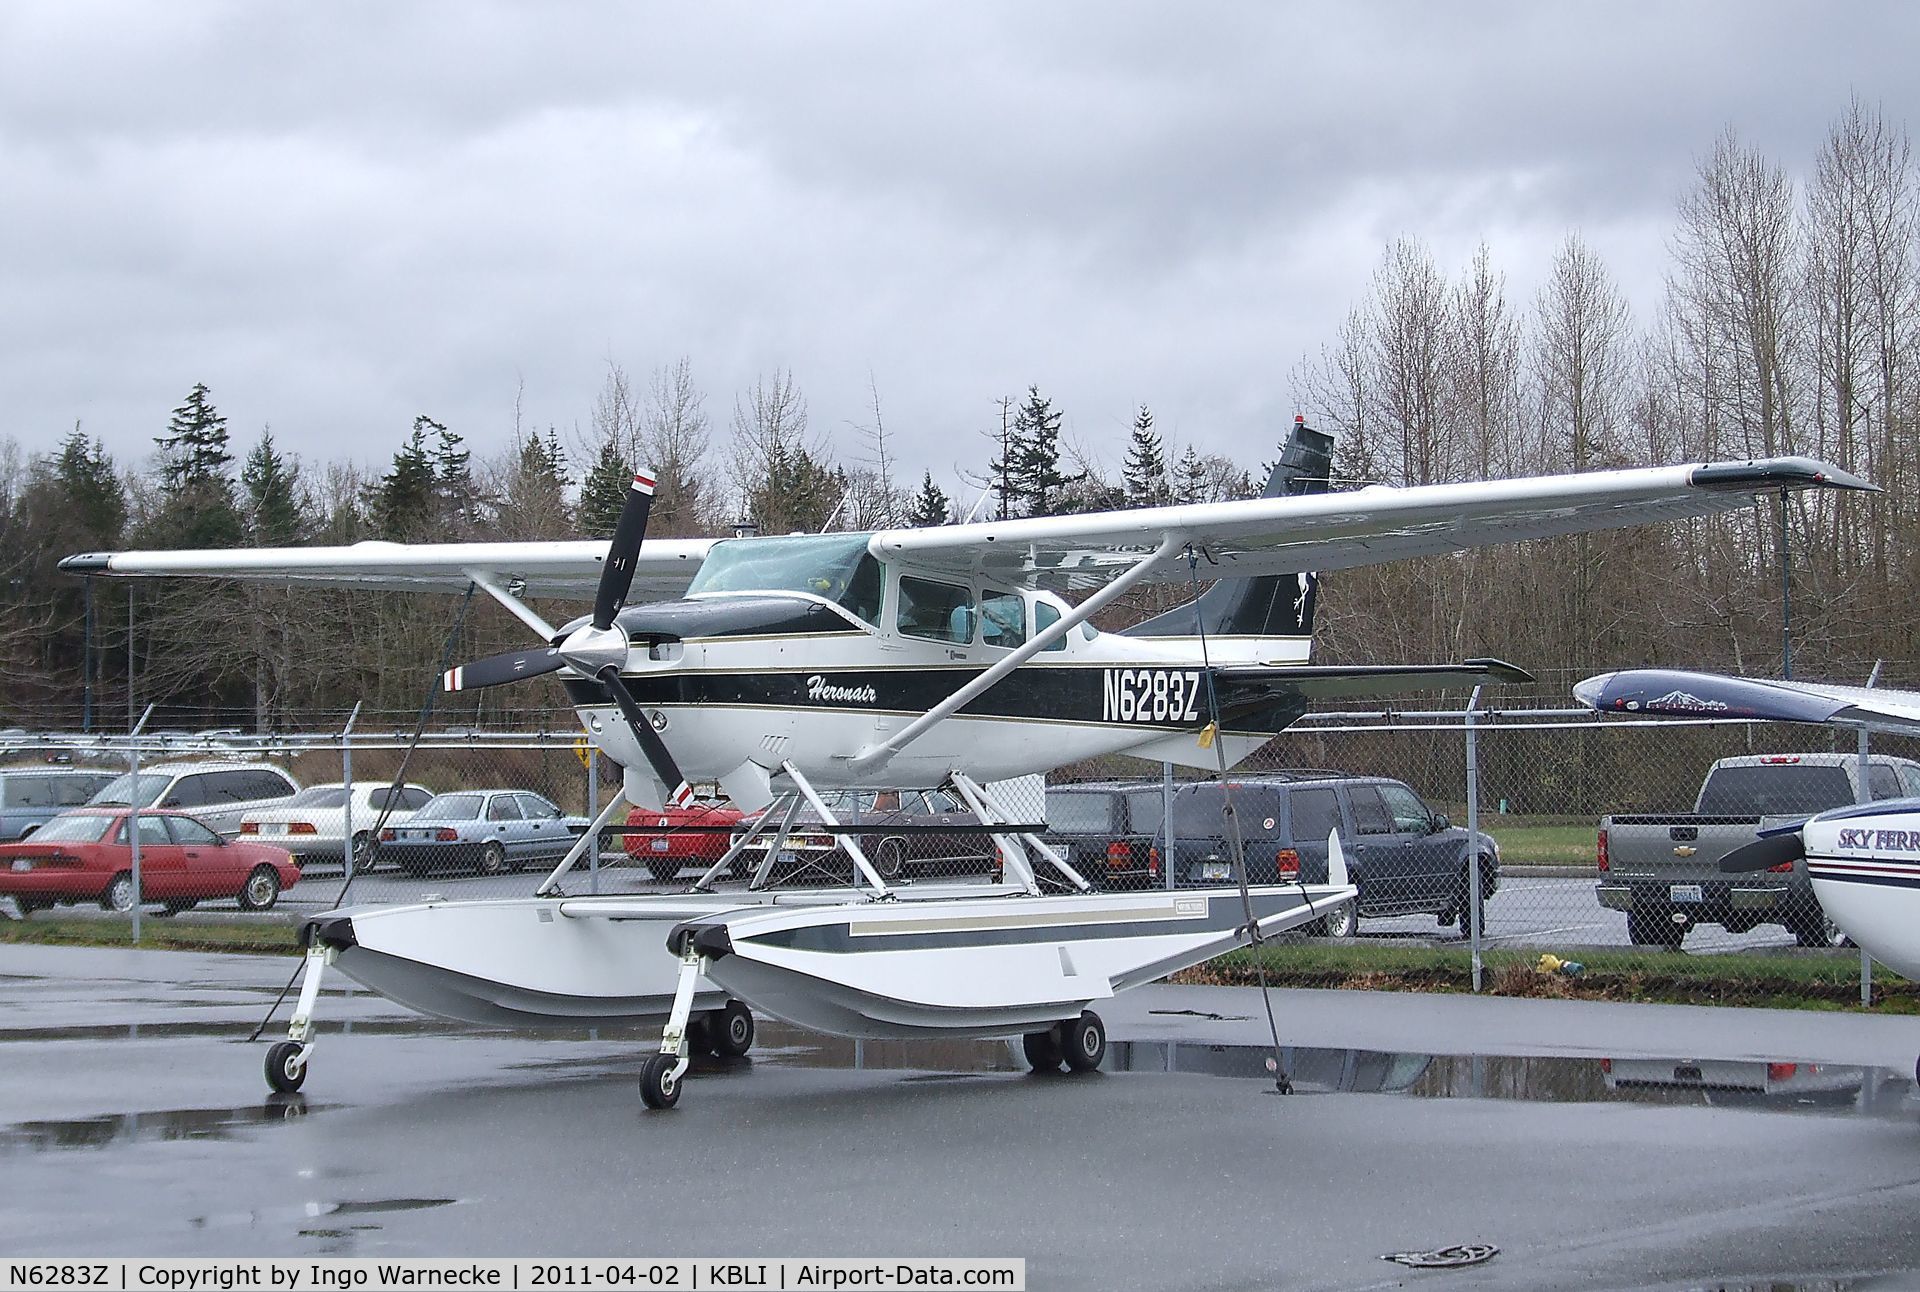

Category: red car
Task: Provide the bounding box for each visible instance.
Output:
[623,801,747,882]
[0,808,300,915]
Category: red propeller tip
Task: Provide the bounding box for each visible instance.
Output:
[631,471,657,495]
[442,667,463,692]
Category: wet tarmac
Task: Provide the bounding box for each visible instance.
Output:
[2,943,1919,1290]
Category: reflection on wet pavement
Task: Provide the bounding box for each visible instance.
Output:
[0,1094,323,1154]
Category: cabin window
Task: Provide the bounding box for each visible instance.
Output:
[1033,601,1067,652]
[979,590,1027,649]
[897,576,975,643]
[686,532,883,625]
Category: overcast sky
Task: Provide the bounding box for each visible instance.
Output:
[4,2,1916,511]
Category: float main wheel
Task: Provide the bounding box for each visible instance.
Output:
[265,1041,307,1093]
[1061,1011,1106,1073]
[639,1054,682,1109]
[1021,1030,1064,1072]
[712,1001,755,1058]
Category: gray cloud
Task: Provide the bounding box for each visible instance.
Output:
[2,1,1915,506]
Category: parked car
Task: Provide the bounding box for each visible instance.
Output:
[1042,780,1166,889]
[732,789,999,883]
[378,790,588,877]
[240,782,436,872]
[623,799,747,882]
[0,767,118,842]
[1597,752,1920,948]
[0,807,300,915]
[1154,772,1499,938]
[87,760,302,837]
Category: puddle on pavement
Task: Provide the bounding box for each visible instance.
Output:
[0,1095,323,1154]
[750,1021,1920,1119]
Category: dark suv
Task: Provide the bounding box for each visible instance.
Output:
[1155,773,1499,938]
[1042,780,1166,889]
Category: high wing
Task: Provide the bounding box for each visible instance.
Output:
[1574,668,1920,738]
[59,455,1870,598]
[872,456,1874,590]
[59,536,718,599]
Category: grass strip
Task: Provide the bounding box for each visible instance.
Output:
[1176,943,1920,1013]
[0,917,301,956]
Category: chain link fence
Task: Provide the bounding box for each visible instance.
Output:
[3,710,1911,1005]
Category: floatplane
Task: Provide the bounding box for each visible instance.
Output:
[64,424,1872,1107]
[1576,667,1920,1081]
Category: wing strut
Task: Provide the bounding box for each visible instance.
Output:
[850,532,1186,770]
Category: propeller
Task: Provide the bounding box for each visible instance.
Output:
[442,469,693,807]
[1719,832,1806,873]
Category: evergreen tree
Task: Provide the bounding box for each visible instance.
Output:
[496,428,572,539]
[1173,445,1207,506]
[1009,385,1074,516]
[53,427,125,544]
[157,383,234,495]
[1121,404,1170,508]
[147,384,243,547]
[424,417,478,532]
[367,425,438,540]
[906,471,951,527]
[579,437,634,539]
[240,429,306,546]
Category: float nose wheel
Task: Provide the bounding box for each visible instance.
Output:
[639,1054,682,1109]
[265,1040,309,1093]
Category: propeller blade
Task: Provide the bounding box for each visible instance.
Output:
[600,668,694,807]
[442,646,566,692]
[1719,833,1806,873]
[592,470,656,631]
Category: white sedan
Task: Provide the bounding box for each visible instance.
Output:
[240,783,435,871]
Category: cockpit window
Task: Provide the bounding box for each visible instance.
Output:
[1034,600,1066,652]
[979,590,1026,649]
[686,533,883,626]
[898,576,974,643]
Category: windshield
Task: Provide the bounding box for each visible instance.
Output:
[29,813,115,843]
[686,533,883,625]
[413,794,482,821]
[89,772,169,808]
[285,787,349,809]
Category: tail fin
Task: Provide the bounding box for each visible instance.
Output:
[1121,417,1331,657]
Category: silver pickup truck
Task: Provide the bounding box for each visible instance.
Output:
[1598,753,1920,948]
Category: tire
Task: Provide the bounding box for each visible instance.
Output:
[1313,901,1358,940]
[1061,1011,1106,1073]
[639,1054,682,1109]
[237,865,281,911]
[685,1015,713,1056]
[476,842,507,877]
[265,1040,307,1093]
[349,832,371,874]
[1454,857,1491,941]
[1022,1029,1064,1072]
[1628,907,1685,949]
[874,838,907,882]
[101,871,136,913]
[711,1001,755,1058]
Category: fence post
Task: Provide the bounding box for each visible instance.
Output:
[1858,724,1873,1007]
[340,702,362,878]
[1466,686,1484,992]
[587,744,601,895]
[127,704,154,945]
[1161,762,1176,890]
